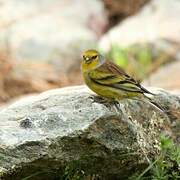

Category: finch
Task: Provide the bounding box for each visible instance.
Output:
[81,49,164,112]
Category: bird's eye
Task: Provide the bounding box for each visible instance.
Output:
[92,55,97,59]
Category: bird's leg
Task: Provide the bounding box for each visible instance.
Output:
[112,101,120,110]
[90,95,108,104]
[89,95,123,113]
[112,101,123,114]
[89,95,114,109]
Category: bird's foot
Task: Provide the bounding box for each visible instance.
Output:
[111,101,123,114]
[89,95,122,113]
[89,95,112,107]
[90,95,108,103]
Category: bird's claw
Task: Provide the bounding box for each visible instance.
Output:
[89,95,112,107]
[89,95,106,103]
[89,95,121,113]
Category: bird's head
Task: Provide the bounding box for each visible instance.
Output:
[81,49,104,72]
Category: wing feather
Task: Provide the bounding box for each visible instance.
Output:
[89,61,153,94]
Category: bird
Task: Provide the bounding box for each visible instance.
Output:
[81,49,164,112]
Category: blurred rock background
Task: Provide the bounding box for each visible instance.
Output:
[0,0,180,105]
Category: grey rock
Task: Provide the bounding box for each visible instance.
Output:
[0,85,179,179]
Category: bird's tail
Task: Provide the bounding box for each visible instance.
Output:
[145,94,167,113]
[148,98,166,113]
[133,95,166,113]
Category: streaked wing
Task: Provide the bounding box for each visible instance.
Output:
[89,61,153,94]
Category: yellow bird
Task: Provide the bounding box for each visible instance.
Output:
[81,49,164,112]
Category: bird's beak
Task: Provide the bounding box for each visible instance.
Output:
[84,57,91,64]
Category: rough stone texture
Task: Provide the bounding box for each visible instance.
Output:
[99,0,180,51]
[0,85,179,179]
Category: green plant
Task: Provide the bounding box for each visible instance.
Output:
[130,135,180,180]
[151,135,180,180]
[62,162,85,180]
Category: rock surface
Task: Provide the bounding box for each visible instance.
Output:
[0,85,179,179]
